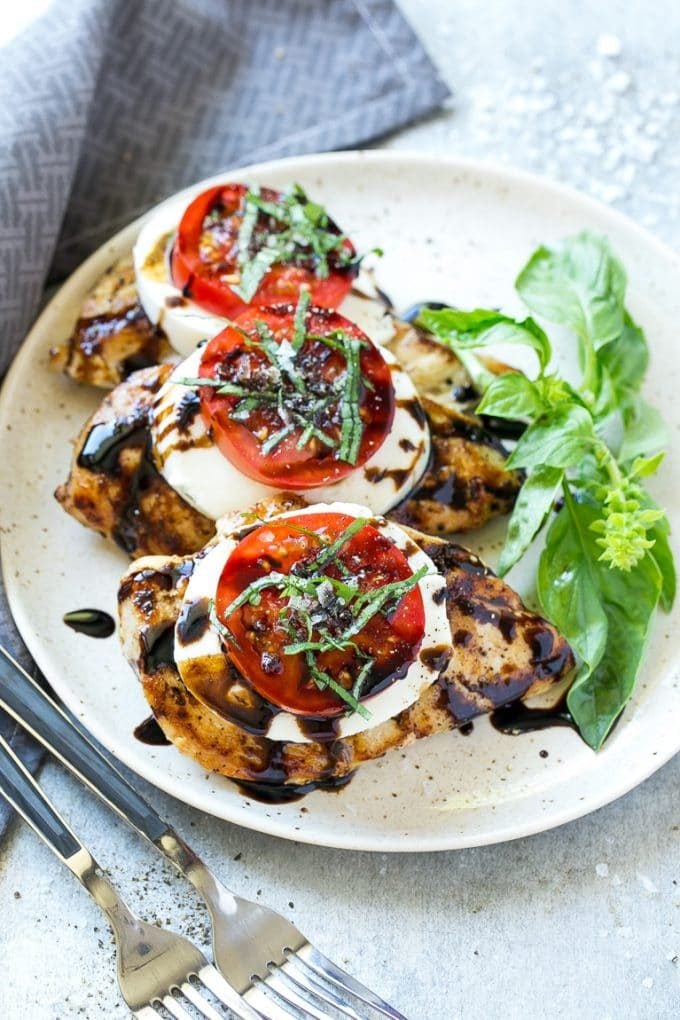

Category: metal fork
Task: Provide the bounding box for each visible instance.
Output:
[0,645,407,1019]
[0,730,264,1019]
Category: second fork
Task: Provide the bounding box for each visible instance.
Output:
[0,645,406,1019]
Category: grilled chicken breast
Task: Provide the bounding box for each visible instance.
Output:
[54,364,214,557]
[56,364,521,556]
[49,255,175,389]
[390,397,520,535]
[385,319,474,409]
[118,511,572,787]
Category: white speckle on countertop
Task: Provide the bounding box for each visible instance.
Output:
[636,873,659,894]
[615,926,634,939]
[642,977,654,989]
[596,862,610,877]
[597,33,622,57]
[606,71,632,94]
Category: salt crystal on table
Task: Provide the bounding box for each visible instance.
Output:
[597,33,623,57]
[636,873,659,894]
[607,71,632,94]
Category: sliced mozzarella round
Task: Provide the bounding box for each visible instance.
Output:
[133,190,396,355]
[150,345,430,520]
[133,193,227,358]
[338,270,396,345]
[174,502,451,743]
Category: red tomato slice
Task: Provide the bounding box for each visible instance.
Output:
[197,305,395,489]
[170,183,357,318]
[215,512,426,717]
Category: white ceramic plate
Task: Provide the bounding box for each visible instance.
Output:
[1,152,679,852]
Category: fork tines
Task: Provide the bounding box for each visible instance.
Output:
[135,964,267,1020]
[241,944,406,1019]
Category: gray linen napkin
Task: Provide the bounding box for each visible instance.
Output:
[0,0,449,836]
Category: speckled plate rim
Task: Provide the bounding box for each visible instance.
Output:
[1,150,679,852]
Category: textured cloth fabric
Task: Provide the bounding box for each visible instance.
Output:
[0,0,449,836]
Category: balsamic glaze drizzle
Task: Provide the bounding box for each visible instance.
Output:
[490,692,576,735]
[233,771,354,804]
[77,418,148,473]
[142,625,176,673]
[63,608,115,638]
[400,300,448,323]
[77,415,160,555]
[134,716,171,746]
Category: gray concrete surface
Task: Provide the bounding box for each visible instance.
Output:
[1,1,679,1017]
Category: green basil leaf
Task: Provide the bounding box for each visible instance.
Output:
[476,372,543,420]
[497,465,564,575]
[539,492,663,749]
[534,375,588,411]
[415,323,496,392]
[598,312,648,401]
[590,361,620,421]
[640,493,676,611]
[618,399,668,463]
[537,496,608,680]
[417,307,551,370]
[505,404,595,470]
[516,232,626,350]
[303,200,327,226]
[649,531,676,613]
[567,544,662,749]
[594,313,653,426]
[233,246,281,302]
[630,451,665,479]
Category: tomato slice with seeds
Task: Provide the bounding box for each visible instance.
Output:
[215,512,426,717]
[197,305,395,489]
[170,183,357,318]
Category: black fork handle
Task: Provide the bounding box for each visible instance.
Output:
[0,644,169,843]
[0,729,81,860]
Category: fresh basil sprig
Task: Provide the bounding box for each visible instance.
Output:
[419,231,675,749]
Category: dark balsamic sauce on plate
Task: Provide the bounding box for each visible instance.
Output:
[233,771,355,804]
[134,716,171,746]
[63,608,115,638]
[490,692,576,735]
